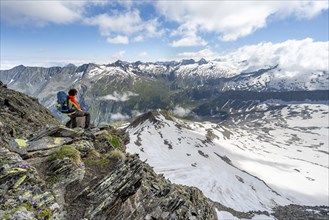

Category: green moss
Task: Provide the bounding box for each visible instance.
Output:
[2,202,34,219]
[15,138,27,148]
[86,150,101,158]
[2,197,54,219]
[110,135,122,148]
[98,134,122,148]
[37,208,52,220]
[46,176,61,187]
[48,145,81,166]
[21,202,34,211]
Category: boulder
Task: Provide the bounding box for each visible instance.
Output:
[0,85,60,139]
[29,126,83,142]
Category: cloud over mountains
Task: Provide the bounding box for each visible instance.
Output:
[222,38,329,73]
[156,1,328,43]
[1,1,327,45]
[98,91,138,102]
[1,1,327,69]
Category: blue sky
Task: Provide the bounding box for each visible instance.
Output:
[0,1,328,69]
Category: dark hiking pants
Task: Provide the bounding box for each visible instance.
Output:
[70,110,90,128]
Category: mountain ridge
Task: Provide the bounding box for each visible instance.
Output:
[1,58,328,124]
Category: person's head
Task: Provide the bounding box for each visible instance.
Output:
[68,88,78,96]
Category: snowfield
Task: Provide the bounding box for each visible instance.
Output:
[126,102,329,213]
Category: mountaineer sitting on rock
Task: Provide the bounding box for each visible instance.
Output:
[67,88,91,129]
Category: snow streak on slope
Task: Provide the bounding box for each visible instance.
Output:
[126,103,329,212]
[223,68,329,91]
[175,61,240,78]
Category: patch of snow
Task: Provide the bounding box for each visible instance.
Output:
[215,210,240,220]
[251,214,275,220]
[8,78,14,84]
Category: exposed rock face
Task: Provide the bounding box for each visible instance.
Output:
[0,83,217,220]
[67,154,216,220]
[0,147,62,220]
[0,82,60,141]
[273,205,329,220]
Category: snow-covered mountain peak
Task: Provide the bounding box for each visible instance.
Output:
[129,110,176,129]
[126,102,329,213]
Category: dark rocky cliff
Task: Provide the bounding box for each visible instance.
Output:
[0,82,217,220]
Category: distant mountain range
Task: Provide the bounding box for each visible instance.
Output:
[0,58,328,124]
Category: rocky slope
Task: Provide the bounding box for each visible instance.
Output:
[0,82,217,220]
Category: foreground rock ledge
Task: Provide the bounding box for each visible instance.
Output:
[66,154,217,220]
[0,83,217,220]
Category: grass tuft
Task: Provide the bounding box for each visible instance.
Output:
[49,145,81,166]
[97,133,122,149]
[87,149,101,158]
[107,150,126,161]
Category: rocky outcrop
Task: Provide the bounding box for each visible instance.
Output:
[0,83,217,219]
[67,154,216,220]
[0,147,61,220]
[0,82,60,141]
[273,205,329,220]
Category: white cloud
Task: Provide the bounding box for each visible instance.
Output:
[84,10,142,36]
[0,1,86,26]
[223,38,329,73]
[144,18,164,38]
[172,34,207,47]
[133,36,144,42]
[84,10,163,43]
[178,49,217,60]
[98,91,138,102]
[0,59,89,70]
[139,52,148,57]
[156,1,328,42]
[0,61,20,70]
[131,110,143,117]
[110,113,130,121]
[172,106,191,117]
[112,51,126,60]
[274,1,329,19]
[107,35,129,44]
